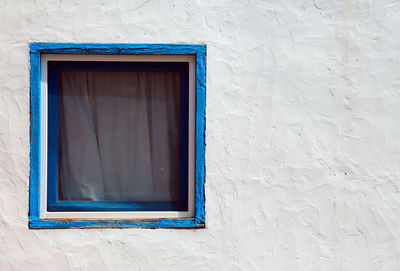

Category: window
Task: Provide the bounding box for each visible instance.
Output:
[29,44,206,229]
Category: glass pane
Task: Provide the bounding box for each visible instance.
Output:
[58,70,181,202]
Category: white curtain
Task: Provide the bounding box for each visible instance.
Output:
[58,70,181,202]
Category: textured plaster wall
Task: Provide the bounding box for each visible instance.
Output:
[1,0,400,270]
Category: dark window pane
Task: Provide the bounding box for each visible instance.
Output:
[58,70,181,202]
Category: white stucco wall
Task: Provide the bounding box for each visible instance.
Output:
[1,0,400,270]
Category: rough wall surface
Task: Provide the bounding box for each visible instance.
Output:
[0,0,400,270]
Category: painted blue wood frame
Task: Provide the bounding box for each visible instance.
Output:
[29,43,206,229]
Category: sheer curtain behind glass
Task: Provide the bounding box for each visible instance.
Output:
[58,70,181,202]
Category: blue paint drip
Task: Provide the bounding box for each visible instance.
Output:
[29,43,206,229]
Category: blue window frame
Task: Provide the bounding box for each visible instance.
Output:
[29,43,206,229]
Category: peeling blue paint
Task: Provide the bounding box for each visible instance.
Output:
[29,43,206,229]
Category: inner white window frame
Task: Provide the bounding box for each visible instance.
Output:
[39,54,196,219]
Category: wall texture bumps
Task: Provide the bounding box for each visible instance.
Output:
[1,0,400,270]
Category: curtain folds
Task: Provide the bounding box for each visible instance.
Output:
[58,70,181,202]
